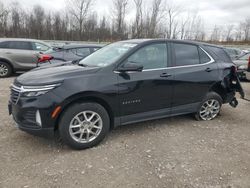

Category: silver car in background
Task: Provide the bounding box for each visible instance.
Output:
[0,38,51,78]
[233,52,250,80]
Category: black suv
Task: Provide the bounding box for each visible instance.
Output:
[9,39,244,150]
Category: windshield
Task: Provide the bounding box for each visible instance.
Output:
[79,42,138,67]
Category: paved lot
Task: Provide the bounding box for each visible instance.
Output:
[0,76,250,188]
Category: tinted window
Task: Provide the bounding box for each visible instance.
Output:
[199,48,211,64]
[127,43,168,70]
[174,43,199,66]
[206,46,231,62]
[8,41,32,50]
[77,48,91,57]
[32,42,50,51]
[0,41,9,48]
[71,48,91,57]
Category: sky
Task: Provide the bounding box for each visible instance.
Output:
[5,0,250,31]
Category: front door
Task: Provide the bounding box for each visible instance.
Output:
[117,42,174,123]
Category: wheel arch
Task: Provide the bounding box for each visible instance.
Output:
[209,82,228,103]
[55,93,115,131]
[0,58,14,72]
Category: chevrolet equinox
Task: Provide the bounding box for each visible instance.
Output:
[9,39,245,150]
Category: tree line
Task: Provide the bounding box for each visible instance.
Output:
[0,0,249,43]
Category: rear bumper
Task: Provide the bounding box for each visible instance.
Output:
[224,91,236,104]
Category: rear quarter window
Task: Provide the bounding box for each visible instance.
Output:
[198,48,211,64]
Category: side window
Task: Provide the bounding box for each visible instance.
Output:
[77,48,91,57]
[33,42,50,51]
[8,41,32,50]
[127,43,168,70]
[71,48,91,57]
[173,43,200,66]
[0,41,9,48]
[198,48,211,64]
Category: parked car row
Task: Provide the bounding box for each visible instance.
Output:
[8,39,245,150]
[223,47,250,80]
[0,38,103,78]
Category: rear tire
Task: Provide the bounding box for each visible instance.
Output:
[195,92,223,121]
[59,102,110,150]
[0,61,12,78]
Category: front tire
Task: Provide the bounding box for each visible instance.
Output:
[59,102,110,150]
[195,92,223,121]
[0,61,12,78]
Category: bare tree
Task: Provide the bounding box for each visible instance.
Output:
[66,0,93,40]
[132,0,143,38]
[112,0,128,39]
[148,0,162,37]
[0,1,8,37]
[180,15,190,39]
[235,23,244,41]
[242,18,250,41]
[210,25,221,42]
[225,24,234,41]
[164,2,181,39]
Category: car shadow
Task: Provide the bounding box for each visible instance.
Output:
[17,114,196,151]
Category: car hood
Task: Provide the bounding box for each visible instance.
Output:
[16,65,101,85]
[37,61,76,70]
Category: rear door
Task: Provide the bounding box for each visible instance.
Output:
[170,42,219,112]
[2,41,38,70]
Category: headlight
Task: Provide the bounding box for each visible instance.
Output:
[21,83,61,97]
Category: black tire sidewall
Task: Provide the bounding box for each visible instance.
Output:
[59,102,110,150]
[0,61,12,78]
[195,92,223,121]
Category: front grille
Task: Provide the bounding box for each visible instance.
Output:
[10,84,21,104]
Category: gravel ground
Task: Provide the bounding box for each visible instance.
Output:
[0,75,250,188]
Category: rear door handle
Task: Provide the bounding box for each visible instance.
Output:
[160,73,172,78]
[205,68,212,72]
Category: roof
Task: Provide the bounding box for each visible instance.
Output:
[0,38,51,47]
[120,39,223,48]
[61,43,105,50]
[0,38,47,43]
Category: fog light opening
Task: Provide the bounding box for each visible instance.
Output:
[36,110,42,127]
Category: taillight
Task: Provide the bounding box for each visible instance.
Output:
[38,54,53,63]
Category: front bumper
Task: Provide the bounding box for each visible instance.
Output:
[8,94,59,138]
[18,124,54,138]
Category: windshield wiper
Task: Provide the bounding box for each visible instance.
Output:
[78,63,88,67]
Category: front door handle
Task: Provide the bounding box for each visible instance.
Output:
[160,73,172,78]
[205,68,212,72]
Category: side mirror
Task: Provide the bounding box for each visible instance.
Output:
[117,62,143,73]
